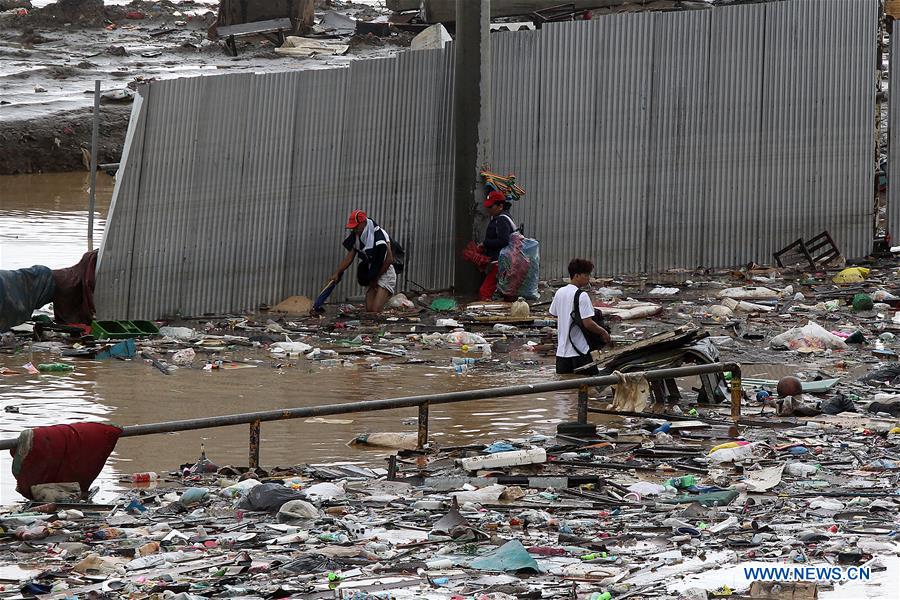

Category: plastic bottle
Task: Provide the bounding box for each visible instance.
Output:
[454,363,469,374]
[666,475,696,489]
[131,472,159,483]
[451,357,477,366]
[190,444,215,474]
[425,558,454,569]
[318,532,349,543]
[37,363,74,373]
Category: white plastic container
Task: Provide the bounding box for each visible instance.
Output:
[460,447,547,471]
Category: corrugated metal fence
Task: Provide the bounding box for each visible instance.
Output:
[890,25,900,240]
[96,0,877,319]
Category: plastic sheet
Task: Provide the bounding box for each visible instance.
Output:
[771,321,849,352]
[470,539,540,573]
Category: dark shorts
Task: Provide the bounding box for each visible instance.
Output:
[556,355,598,375]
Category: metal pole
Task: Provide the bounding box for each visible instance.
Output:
[417,402,429,449]
[576,385,588,424]
[452,0,492,297]
[0,363,739,452]
[88,79,100,252]
[248,420,261,468]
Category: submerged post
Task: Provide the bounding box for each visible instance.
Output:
[417,402,430,449]
[452,0,492,297]
[730,366,742,424]
[249,420,261,468]
[577,385,589,424]
[88,79,100,251]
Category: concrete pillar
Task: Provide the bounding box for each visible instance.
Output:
[452,0,492,297]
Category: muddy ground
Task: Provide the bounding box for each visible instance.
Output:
[0,0,406,174]
[0,103,130,174]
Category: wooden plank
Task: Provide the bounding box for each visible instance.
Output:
[218,17,293,37]
[471,316,548,324]
[589,325,698,366]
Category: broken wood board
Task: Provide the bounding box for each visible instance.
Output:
[667,420,708,430]
[275,37,348,57]
[472,316,549,324]
[588,325,701,366]
[804,414,897,433]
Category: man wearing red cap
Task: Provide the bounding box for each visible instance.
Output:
[330,210,395,313]
[478,191,517,301]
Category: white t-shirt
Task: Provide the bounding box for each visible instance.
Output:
[549,284,595,358]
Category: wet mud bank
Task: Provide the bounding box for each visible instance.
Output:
[0,0,405,174]
[0,103,129,174]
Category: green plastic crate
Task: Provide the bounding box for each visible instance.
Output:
[91,320,159,339]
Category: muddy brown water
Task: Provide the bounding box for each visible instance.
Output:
[0,172,810,506]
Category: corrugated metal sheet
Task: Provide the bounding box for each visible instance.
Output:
[890,27,900,239]
[96,0,877,319]
[759,0,875,264]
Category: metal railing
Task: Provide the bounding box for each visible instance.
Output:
[0,363,742,468]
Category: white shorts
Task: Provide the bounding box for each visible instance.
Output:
[376,264,396,295]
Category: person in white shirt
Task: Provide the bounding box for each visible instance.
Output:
[548,258,611,375]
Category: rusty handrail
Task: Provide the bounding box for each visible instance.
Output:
[0,363,742,467]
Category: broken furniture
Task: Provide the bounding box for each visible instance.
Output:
[576,326,728,405]
[774,230,842,270]
[217,18,294,57]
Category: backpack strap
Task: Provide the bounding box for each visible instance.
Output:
[499,213,519,233]
[568,289,590,357]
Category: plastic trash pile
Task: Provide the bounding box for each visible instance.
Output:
[1,402,898,599]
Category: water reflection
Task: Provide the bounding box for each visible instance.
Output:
[0,172,113,270]
[0,172,808,508]
[1,345,575,504]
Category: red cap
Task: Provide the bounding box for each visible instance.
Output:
[345,209,367,229]
[484,191,506,208]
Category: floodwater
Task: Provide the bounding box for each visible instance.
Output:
[0,171,112,269]
[0,172,811,507]
[0,172,578,506]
